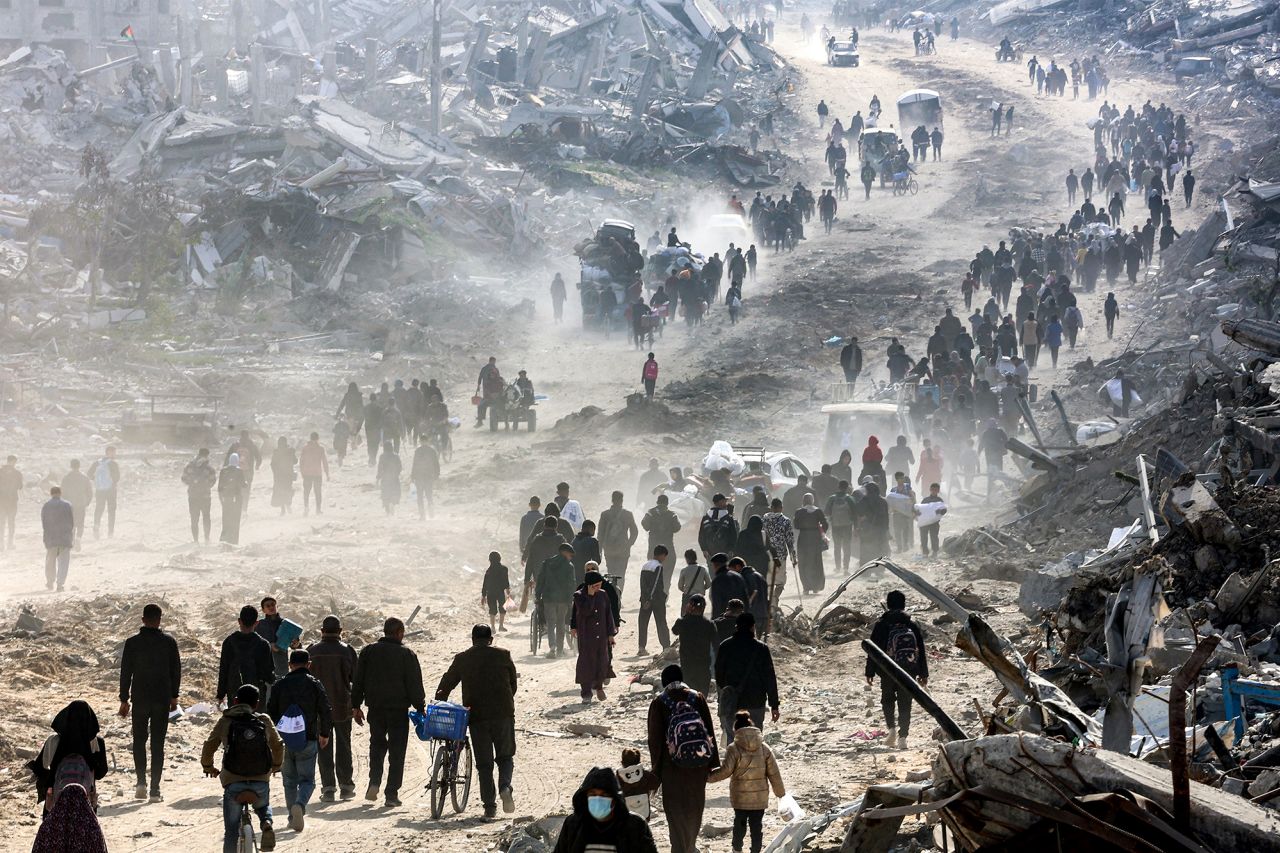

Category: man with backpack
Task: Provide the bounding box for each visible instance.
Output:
[266,650,332,833]
[677,549,710,606]
[715,612,780,742]
[646,663,719,853]
[181,448,218,544]
[698,493,739,562]
[202,683,283,853]
[216,605,277,709]
[351,617,426,807]
[119,603,181,802]
[87,445,120,539]
[865,590,928,748]
[824,480,859,576]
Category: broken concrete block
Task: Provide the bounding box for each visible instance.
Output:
[1214,572,1251,616]
[932,735,1280,852]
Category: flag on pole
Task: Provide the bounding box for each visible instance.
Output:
[120,24,134,39]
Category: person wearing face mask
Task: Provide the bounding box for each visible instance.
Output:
[551,767,658,852]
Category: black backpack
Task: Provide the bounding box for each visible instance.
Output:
[703,513,737,554]
[223,714,272,776]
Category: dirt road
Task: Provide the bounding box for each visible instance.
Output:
[0,14,1232,853]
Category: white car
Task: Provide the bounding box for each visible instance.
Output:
[705,213,751,249]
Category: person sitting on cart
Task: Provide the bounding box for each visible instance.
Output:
[424,397,449,445]
[650,285,671,314]
[515,371,535,407]
[435,624,519,820]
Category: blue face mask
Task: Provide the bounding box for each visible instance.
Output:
[587,795,613,821]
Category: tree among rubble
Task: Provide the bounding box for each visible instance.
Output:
[43,144,188,310]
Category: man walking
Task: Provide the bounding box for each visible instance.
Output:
[647,664,718,853]
[824,480,858,575]
[436,624,519,819]
[715,612,780,738]
[0,455,20,549]
[216,605,277,706]
[266,650,332,833]
[671,594,717,694]
[641,494,681,575]
[535,543,577,658]
[88,445,120,538]
[298,433,330,516]
[60,460,92,549]
[596,491,638,591]
[1065,168,1078,205]
[255,596,292,682]
[351,617,425,807]
[865,590,928,748]
[307,616,358,802]
[119,603,181,802]
[182,448,218,543]
[41,486,74,591]
[410,434,441,519]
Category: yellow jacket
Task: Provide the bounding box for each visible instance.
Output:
[707,726,784,811]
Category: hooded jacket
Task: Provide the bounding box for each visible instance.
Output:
[552,767,658,853]
[707,726,785,810]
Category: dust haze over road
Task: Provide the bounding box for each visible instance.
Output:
[0,9,1234,853]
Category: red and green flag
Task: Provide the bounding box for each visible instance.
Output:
[120,24,135,39]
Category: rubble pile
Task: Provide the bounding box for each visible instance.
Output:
[0,0,801,351]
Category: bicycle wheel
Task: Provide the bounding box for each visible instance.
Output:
[238,808,257,853]
[429,746,450,819]
[451,739,473,813]
[909,179,919,195]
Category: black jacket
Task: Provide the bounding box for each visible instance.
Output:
[710,568,749,618]
[552,767,658,853]
[715,631,779,710]
[866,609,928,680]
[352,637,426,711]
[671,614,717,691]
[120,626,181,705]
[306,635,357,722]
[435,642,518,723]
[267,668,334,741]
[217,630,276,701]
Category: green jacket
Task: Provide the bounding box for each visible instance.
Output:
[536,554,577,603]
[435,643,518,723]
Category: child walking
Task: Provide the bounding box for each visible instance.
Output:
[707,711,786,853]
[481,551,512,632]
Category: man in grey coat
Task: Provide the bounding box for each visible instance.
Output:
[41,486,74,591]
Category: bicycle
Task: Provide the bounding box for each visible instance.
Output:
[892,172,919,196]
[528,599,544,655]
[428,424,452,463]
[413,703,474,819]
[234,790,261,853]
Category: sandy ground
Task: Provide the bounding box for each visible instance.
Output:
[0,12,1233,853]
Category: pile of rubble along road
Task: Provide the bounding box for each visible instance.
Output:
[0,0,799,342]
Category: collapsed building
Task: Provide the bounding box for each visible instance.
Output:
[0,0,794,351]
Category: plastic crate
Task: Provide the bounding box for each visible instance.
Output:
[424,702,469,741]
